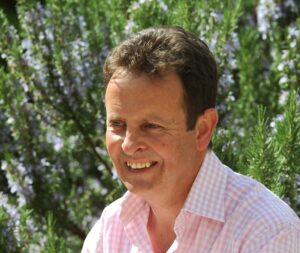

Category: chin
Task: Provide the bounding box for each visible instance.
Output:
[123,180,155,194]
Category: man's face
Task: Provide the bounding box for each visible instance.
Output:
[105,70,203,197]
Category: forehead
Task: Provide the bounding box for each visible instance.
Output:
[106,70,184,99]
[105,71,185,119]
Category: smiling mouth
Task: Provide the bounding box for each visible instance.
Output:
[125,161,157,170]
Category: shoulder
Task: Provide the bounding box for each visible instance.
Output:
[81,196,125,253]
[102,196,124,219]
[226,169,298,223]
[93,195,127,233]
[223,168,300,251]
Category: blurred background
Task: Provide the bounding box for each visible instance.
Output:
[0,0,299,252]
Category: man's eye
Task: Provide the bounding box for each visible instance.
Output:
[144,123,160,129]
[109,121,126,127]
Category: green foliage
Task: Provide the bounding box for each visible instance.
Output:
[0,206,16,253]
[41,213,67,253]
[273,91,300,209]
[0,0,299,251]
[240,91,300,214]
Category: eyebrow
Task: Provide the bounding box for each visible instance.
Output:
[107,114,178,126]
[143,114,178,125]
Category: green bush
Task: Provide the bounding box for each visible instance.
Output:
[0,0,299,251]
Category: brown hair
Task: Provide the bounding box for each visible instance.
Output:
[103,26,218,130]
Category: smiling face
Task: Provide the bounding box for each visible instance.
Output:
[105,70,207,199]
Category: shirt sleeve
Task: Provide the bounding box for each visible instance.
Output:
[81,210,105,253]
[243,224,300,253]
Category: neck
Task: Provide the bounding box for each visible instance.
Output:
[144,149,207,224]
[147,201,179,253]
[149,197,183,227]
[145,150,207,253]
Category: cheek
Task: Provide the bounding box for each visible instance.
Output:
[166,139,195,160]
[147,136,168,153]
[106,132,122,155]
[151,138,178,159]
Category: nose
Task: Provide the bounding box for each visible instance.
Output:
[121,130,147,155]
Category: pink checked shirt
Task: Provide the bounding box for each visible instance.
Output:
[82,151,300,253]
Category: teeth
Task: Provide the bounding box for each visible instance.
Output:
[126,162,152,169]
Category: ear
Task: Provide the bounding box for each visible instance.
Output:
[195,108,218,151]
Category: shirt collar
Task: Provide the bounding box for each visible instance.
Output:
[120,150,227,225]
[120,191,148,225]
[183,150,227,222]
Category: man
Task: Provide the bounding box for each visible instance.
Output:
[82,27,300,253]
